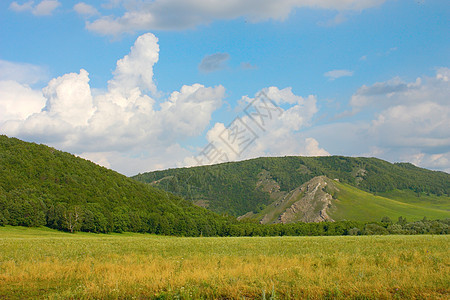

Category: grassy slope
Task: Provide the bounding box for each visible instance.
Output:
[330,182,450,222]
[0,226,448,299]
[379,189,450,210]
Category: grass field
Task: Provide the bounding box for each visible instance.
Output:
[330,182,450,222]
[0,226,449,299]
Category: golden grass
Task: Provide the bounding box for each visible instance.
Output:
[0,227,449,299]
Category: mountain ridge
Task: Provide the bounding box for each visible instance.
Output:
[133,156,450,222]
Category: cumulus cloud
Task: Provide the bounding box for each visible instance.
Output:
[350,69,449,110]
[0,81,46,123]
[199,53,230,73]
[369,102,450,150]
[324,69,354,80]
[86,0,387,35]
[108,33,159,97]
[73,2,99,16]
[310,68,450,173]
[186,87,329,166]
[1,33,225,174]
[10,0,61,16]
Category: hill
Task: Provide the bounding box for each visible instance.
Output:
[0,135,228,235]
[132,156,450,222]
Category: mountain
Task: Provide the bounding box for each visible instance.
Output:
[132,156,450,223]
[0,135,228,235]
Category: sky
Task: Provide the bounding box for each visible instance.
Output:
[0,0,449,176]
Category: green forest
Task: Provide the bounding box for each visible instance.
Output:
[0,135,228,235]
[133,156,450,216]
[0,135,448,236]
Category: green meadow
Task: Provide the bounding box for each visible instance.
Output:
[0,226,448,299]
[330,182,450,222]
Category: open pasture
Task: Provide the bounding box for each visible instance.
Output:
[0,226,448,299]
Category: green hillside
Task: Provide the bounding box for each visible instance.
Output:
[0,135,228,235]
[329,181,449,222]
[133,156,450,221]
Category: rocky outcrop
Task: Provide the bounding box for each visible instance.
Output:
[257,176,338,224]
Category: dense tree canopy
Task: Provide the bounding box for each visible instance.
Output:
[0,135,229,235]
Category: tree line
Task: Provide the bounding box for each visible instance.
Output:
[0,200,447,237]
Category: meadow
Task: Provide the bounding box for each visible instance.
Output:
[0,226,448,299]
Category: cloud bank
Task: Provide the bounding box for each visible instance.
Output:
[1,33,225,174]
[0,32,332,175]
[311,67,450,173]
[85,0,387,35]
[185,87,329,166]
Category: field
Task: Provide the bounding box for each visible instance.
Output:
[0,227,449,299]
[329,182,450,222]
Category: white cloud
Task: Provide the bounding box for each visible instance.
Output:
[324,69,354,80]
[369,102,450,150]
[1,33,225,174]
[199,53,230,73]
[402,152,450,174]
[310,68,450,173]
[0,59,48,85]
[10,0,61,16]
[9,1,34,12]
[74,2,99,16]
[86,0,387,35]
[0,80,46,123]
[33,0,60,16]
[350,69,449,110]
[108,33,159,97]
[41,69,95,127]
[186,87,329,166]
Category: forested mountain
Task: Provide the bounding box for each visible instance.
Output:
[0,135,229,235]
[133,156,450,222]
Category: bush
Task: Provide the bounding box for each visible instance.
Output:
[387,224,404,234]
[348,227,361,236]
[364,224,388,235]
[0,211,6,226]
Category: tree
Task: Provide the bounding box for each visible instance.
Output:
[381,216,392,224]
[348,227,361,236]
[64,206,82,233]
[397,216,407,226]
[0,211,6,226]
[387,224,404,234]
[364,224,388,235]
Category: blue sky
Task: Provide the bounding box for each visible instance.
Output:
[0,0,449,175]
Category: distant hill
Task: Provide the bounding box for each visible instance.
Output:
[133,156,450,222]
[0,135,227,235]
